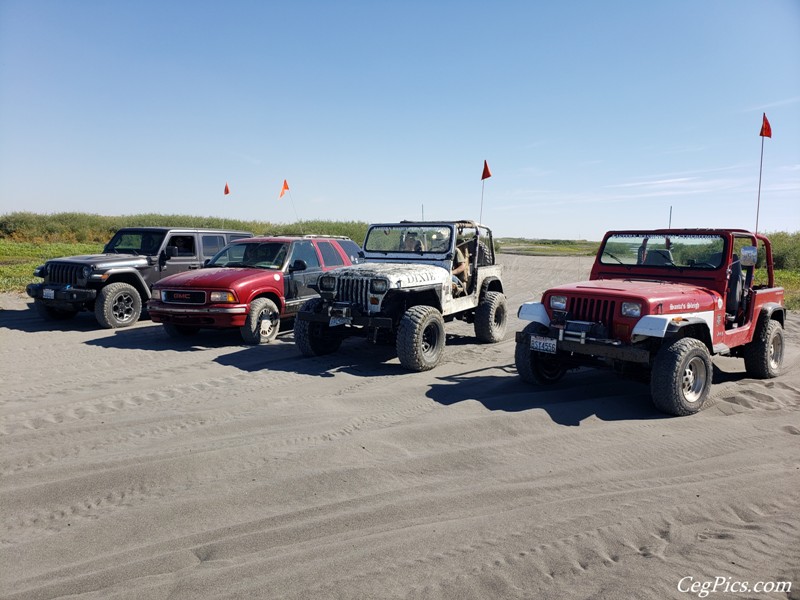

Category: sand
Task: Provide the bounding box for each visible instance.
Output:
[1,254,798,600]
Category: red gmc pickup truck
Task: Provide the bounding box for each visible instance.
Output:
[147,235,360,344]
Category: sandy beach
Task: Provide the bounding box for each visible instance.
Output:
[1,254,798,600]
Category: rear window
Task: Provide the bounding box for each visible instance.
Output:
[318,241,345,267]
[201,235,225,258]
[337,239,362,264]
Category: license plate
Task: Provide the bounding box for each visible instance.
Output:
[329,316,351,327]
[530,335,557,354]
[43,288,55,300]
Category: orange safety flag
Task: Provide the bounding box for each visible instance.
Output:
[760,113,772,138]
[279,179,289,198]
[224,182,230,195]
[481,160,492,180]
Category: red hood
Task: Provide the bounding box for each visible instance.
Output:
[155,267,284,291]
[548,279,721,313]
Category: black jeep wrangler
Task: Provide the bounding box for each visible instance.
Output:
[26,227,252,328]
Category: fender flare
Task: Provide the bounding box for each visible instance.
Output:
[758,302,786,327]
[517,302,550,327]
[102,268,151,300]
[631,315,713,350]
[479,276,504,296]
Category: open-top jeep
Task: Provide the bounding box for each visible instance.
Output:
[515,229,786,416]
[295,220,507,371]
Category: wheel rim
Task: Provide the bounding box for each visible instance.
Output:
[112,292,136,323]
[421,322,440,357]
[769,333,783,370]
[258,309,279,338]
[681,356,707,403]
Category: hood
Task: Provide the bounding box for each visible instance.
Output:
[49,254,150,269]
[154,267,283,290]
[548,279,721,313]
[329,261,450,287]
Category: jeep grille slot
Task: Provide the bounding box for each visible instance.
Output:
[568,297,615,328]
[336,277,370,308]
[46,262,82,286]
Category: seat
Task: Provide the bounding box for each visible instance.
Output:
[643,249,673,266]
[726,254,743,322]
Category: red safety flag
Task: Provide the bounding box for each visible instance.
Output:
[224,182,230,195]
[760,113,772,138]
[279,179,289,198]
[481,160,492,180]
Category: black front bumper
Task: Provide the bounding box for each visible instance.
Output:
[26,283,97,304]
[297,301,393,329]
[515,329,651,364]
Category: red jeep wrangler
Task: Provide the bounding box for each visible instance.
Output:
[148,235,360,344]
[515,229,786,416]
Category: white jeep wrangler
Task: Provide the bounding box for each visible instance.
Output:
[294,220,507,371]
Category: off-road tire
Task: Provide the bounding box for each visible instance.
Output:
[294,298,342,356]
[33,300,78,321]
[743,317,784,379]
[163,323,200,338]
[651,338,712,416]
[94,282,142,328]
[474,291,508,343]
[396,305,446,371]
[241,298,281,345]
[514,322,566,384]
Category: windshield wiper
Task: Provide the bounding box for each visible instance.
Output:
[603,251,624,264]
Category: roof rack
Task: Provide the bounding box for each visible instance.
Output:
[260,233,351,240]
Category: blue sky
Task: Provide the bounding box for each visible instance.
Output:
[1,0,798,240]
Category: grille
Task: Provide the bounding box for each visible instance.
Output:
[163,290,207,304]
[45,262,82,286]
[568,297,615,328]
[335,277,370,309]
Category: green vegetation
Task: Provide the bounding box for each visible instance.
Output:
[496,238,599,256]
[1,213,797,309]
[0,212,369,294]
[0,212,369,245]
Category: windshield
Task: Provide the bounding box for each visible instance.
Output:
[208,241,289,269]
[105,230,165,256]
[364,225,453,254]
[599,234,726,269]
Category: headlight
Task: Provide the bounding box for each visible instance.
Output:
[82,266,92,279]
[621,302,642,318]
[34,264,47,277]
[549,295,567,310]
[209,291,236,303]
[318,275,336,292]
[370,278,388,294]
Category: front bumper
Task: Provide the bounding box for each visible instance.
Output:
[515,328,651,364]
[147,300,249,327]
[26,283,96,303]
[297,301,393,329]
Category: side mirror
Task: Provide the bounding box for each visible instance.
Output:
[740,246,758,267]
[164,246,178,259]
[289,259,307,273]
[203,258,211,267]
